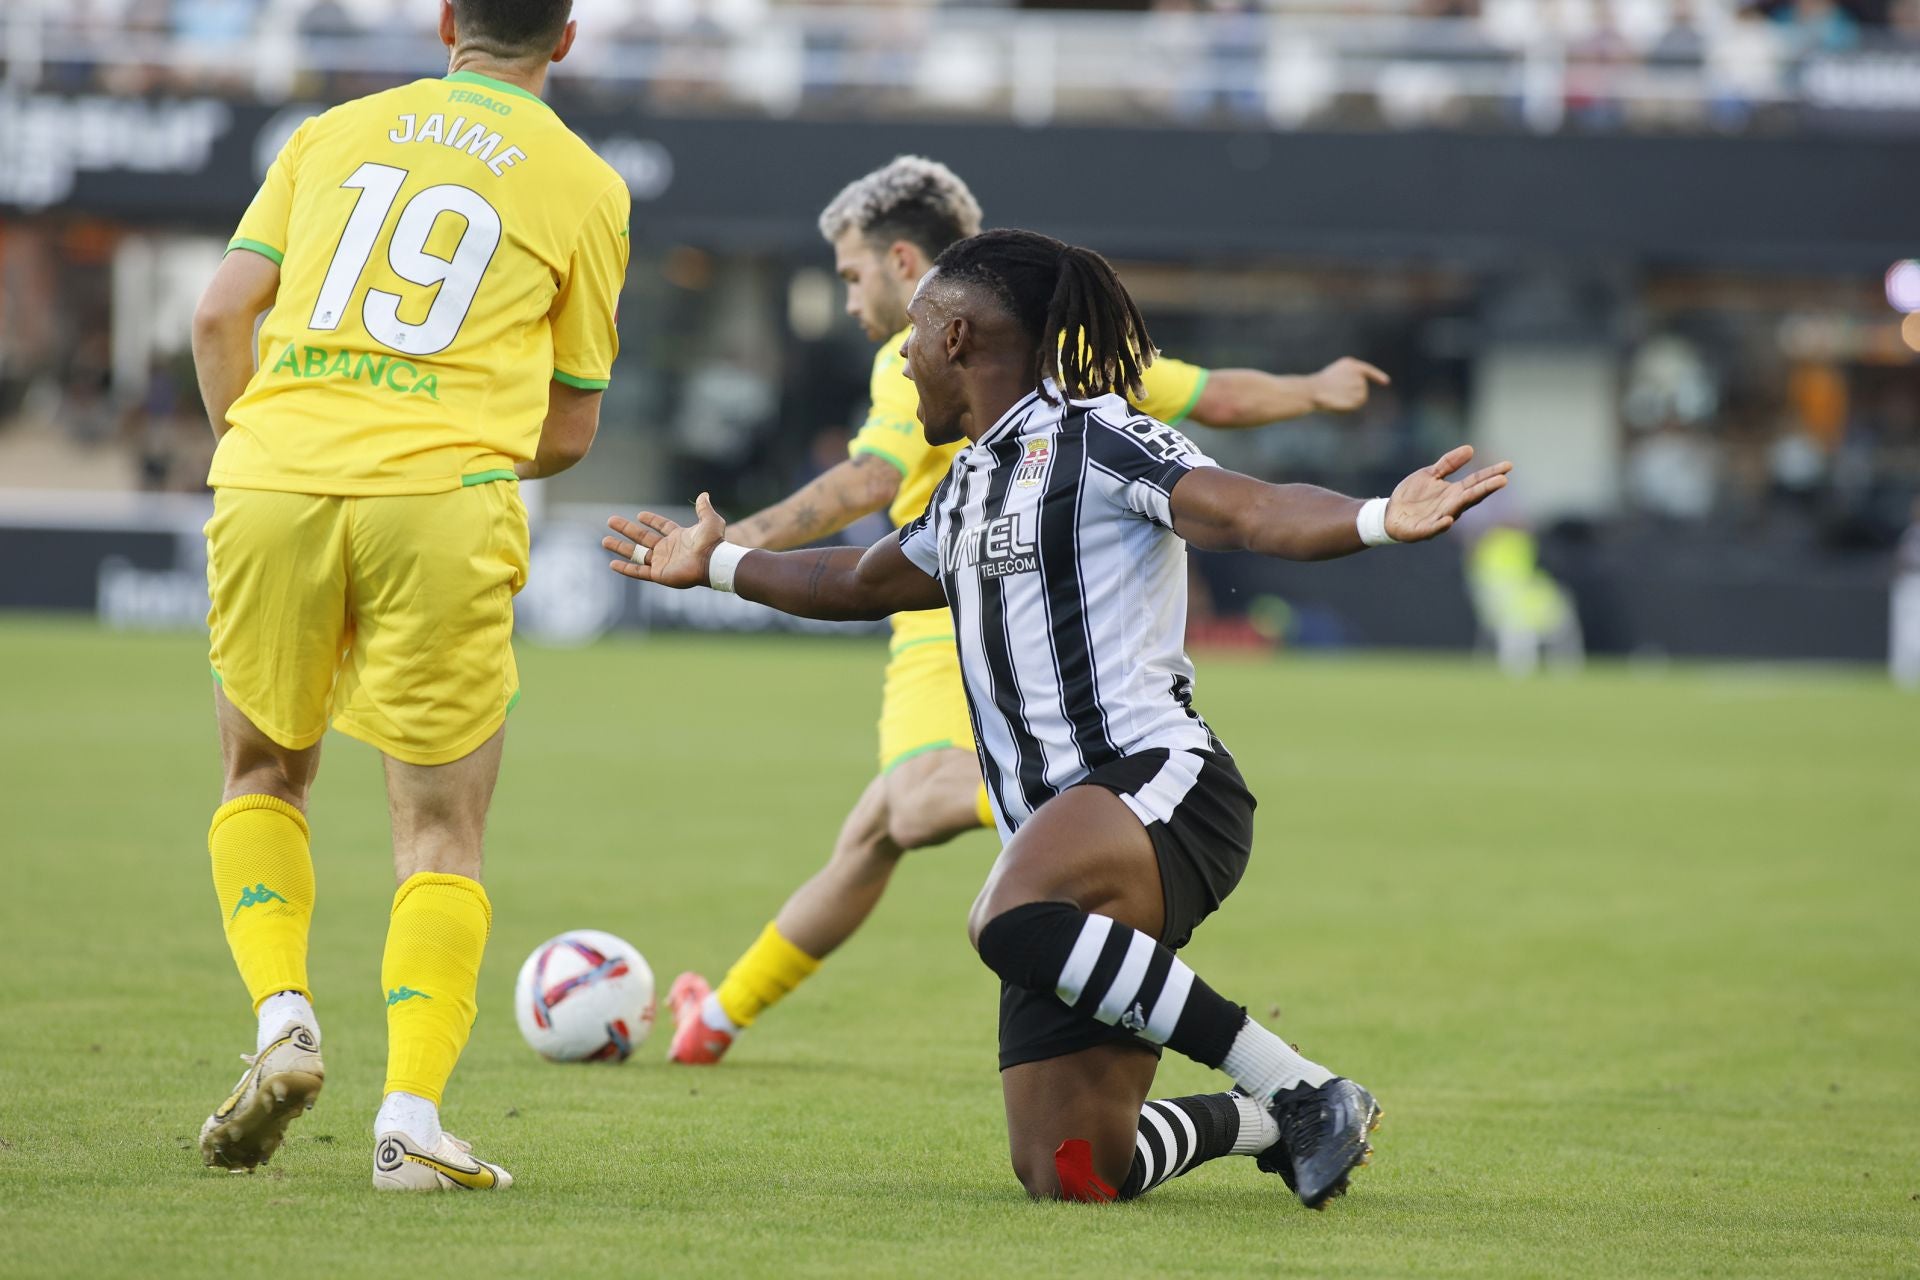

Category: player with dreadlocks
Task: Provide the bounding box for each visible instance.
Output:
[657,157,1385,1073]
[603,229,1509,1208]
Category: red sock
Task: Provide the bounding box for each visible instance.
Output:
[1053,1139,1118,1203]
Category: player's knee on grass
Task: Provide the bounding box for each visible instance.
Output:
[1002,1049,1156,1202]
[1010,1143,1065,1200]
[1011,1134,1136,1202]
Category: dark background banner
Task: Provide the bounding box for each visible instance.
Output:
[0,511,1893,660]
[2,93,1904,269]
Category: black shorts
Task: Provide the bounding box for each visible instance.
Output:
[998,744,1256,1070]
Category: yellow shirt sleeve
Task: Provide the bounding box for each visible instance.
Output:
[228,120,309,266]
[1131,353,1210,425]
[549,180,632,390]
[848,333,932,480]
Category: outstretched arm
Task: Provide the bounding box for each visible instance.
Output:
[728,453,904,550]
[1170,445,1511,560]
[1188,358,1389,429]
[605,494,946,620]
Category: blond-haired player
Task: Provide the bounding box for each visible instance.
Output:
[190,0,628,1189]
[664,156,1386,1064]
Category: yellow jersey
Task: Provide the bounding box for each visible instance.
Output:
[851,328,1210,529]
[852,328,1209,646]
[210,71,631,496]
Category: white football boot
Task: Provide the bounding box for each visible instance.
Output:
[372,1130,514,1192]
[198,1021,325,1170]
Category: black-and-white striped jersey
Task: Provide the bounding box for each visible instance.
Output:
[897,384,1223,835]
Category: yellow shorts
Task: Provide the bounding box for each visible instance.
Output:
[205,481,530,766]
[877,612,978,773]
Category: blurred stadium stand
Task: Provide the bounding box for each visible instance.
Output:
[1,0,1915,659]
[9,1,1920,131]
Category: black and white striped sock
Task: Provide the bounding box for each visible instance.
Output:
[1118,1094,1247,1199]
[976,901,1245,1067]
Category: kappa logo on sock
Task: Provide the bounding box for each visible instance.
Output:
[386,987,433,1006]
[231,883,288,918]
[1121,1002,1148,1034]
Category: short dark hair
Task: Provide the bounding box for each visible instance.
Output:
[451,0,573,60]
[933,228,1155,404]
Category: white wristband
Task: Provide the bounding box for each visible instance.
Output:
[1357,497,1396,548]
[707,542,751,593]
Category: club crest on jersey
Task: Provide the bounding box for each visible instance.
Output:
[1014,436,1053,489]
[945,513,1038,580]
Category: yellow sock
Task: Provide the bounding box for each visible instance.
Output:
[209,794,315,1010]
[713,922,821,1029]
[381,872,491,1105]
[974,782,995,829]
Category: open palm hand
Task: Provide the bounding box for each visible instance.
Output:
[603,493,728,588]
[1385,446,1513,543]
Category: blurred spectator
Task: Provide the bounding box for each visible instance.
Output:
[1201,0,1265,122]
[134,362,215,492]
[1628,423,1721,518]
[1464,509,1585,678]
[298,2,360,37]
[1768,0,1865,51]
[59,335,116,448]
[1768,427,1829,504]
[170,0,258,92]
[171,0,254,41]
[1622,335,1723,519]
[1,0,1911,135]
[1705,4,1787,128]
[1565,7,1635,130]
[1893,497,1920,687]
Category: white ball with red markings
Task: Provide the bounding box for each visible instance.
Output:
[513,929,656,1063]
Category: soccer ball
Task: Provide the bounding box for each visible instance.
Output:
[513,929,656,1063]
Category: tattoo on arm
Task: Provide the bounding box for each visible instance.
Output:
[735,456,895,552]
[803,553,832,609]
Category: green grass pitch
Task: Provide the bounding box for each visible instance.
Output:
[0,618,1915,1277]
